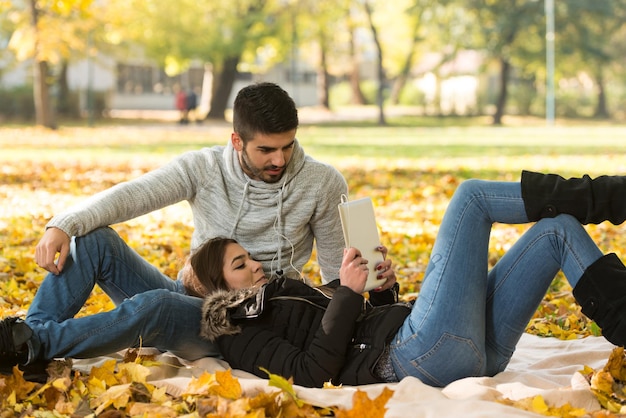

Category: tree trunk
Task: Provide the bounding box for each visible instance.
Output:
[206,56,240,120]
[594,69,609,119]
[57,60,72,116]
[389,15,423,105]
[347,11,366,105]
[30,0,55,128]
[492,58,510,125]
[363,0,386,125]
[317,34,330,110]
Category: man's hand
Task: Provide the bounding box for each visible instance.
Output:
[35,227,71,275]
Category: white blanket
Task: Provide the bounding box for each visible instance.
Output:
[72,333,615,417]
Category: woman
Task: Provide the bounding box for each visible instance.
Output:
[193,177,626,388]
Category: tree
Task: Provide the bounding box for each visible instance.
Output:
[109,0,289,121]
[6,0,102,127]
[559,0,626,118]
[362,0,386,125]
[464,0,543,124]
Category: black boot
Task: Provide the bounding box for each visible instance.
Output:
[573,253,626,347]
[521,170,626,225]
[0,317,48,382]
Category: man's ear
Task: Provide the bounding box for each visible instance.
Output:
[231,133,243,151]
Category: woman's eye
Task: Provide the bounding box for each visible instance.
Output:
[234,264,244,270]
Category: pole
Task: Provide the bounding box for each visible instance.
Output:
[545,0,555,125]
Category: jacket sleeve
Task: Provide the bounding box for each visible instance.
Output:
[368,282,400,306]
[217,286,364,388]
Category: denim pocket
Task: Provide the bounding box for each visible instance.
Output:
[394,332,484,387]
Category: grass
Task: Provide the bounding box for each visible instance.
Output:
[3,115,626,165]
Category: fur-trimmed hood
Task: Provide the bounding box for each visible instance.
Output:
[200,277,339,342]
[200,286,262,342]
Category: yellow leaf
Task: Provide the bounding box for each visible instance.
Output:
[335,387,394,418]
[52,377,72,392]
[531,395,549,414]
[183,370,215,395]
[260,367,302,407]
[89,359,119,386]
[91,383,131,415]
[210,369,243,400]
[604,346,626,381]
[127,401,178,417]
[116,362,151,385]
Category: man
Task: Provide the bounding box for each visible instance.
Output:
[0,82,348,379]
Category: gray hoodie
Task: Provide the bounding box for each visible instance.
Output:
[46,140,348,282]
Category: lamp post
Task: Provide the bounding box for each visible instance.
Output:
[545,0,555,125]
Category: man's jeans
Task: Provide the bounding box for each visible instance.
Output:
[390,179,603,387]
[25,227,220,362]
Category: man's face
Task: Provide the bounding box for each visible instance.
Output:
[232,129,297,183]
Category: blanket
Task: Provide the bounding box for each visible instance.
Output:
[72,333,616,417]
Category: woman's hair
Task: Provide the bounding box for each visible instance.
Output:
[190,237,238,294]
[232,82,299,143]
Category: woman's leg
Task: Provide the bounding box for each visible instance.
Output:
[389,179,604,387]
[483,214,602,375]
[390,179,529,386]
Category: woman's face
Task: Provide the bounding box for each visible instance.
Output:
[222,243,268,290]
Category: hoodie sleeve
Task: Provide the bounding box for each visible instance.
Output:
[216,286,364,388]
[46,150,211,237]
[310,166,348,283]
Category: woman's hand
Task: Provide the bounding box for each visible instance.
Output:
[371,245,397,292]
[339,247,369,294]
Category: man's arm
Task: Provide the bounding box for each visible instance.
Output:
[36,151,205,273]
[310,167,348,283]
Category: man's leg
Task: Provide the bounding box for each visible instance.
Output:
[27,227,178,324]
[33,289,220,361]
[22,227,184,363]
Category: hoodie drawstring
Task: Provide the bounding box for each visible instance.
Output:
[230,180,250,237]
[274,180,287,276]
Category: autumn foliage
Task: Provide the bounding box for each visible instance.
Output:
[2,125,626,416]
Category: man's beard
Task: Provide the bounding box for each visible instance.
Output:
[240,147,284,183]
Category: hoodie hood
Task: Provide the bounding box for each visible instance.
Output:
[222,138,306,205]
[223,139,307,275]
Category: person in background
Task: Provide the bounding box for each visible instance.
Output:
[175,87,188,124]
[186,89,198,124]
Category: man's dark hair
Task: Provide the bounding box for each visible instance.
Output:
[233,82,299,143]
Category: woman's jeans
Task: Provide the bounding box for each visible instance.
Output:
[25,227,220,363]
[389,179,603,387]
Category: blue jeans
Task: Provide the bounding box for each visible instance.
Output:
[25,227,220,363]
[389,179,603,387]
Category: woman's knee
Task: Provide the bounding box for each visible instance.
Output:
[536,213,581,232]
[455,179,485,196]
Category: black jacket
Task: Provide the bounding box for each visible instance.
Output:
[201,277,411,388]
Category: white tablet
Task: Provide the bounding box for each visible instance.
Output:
[338,196,386,292]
